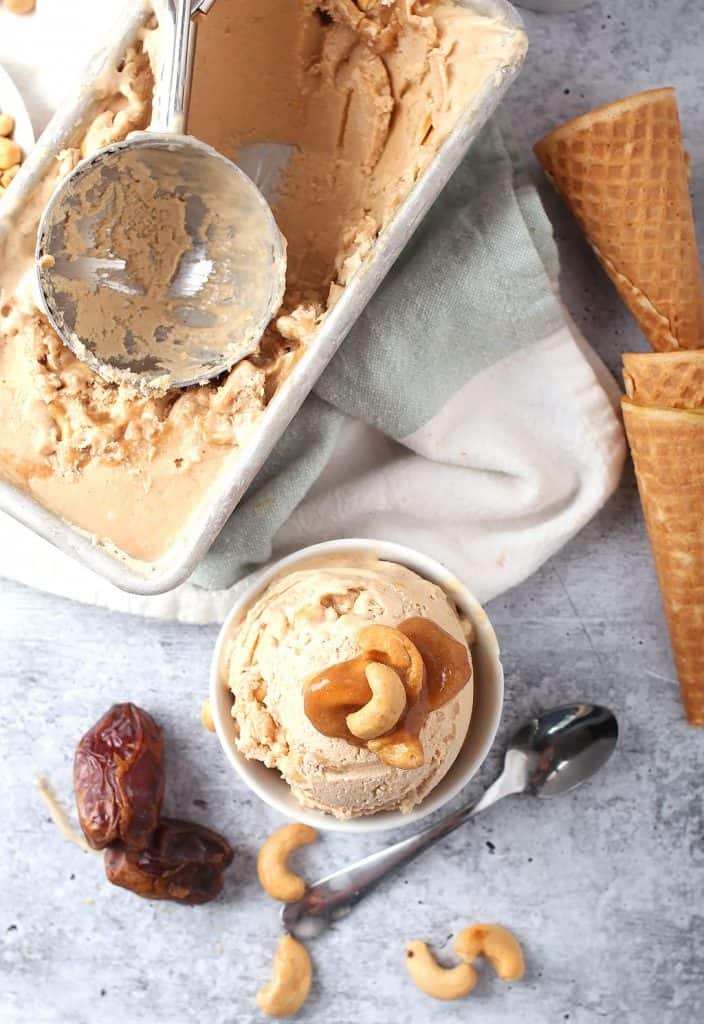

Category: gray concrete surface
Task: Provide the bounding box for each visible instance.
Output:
[2,2,703,1022]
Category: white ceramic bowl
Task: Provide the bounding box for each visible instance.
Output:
[0,62,34,185]
[210,539,503,833]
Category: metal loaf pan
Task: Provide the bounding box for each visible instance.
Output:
[0,0,526,595]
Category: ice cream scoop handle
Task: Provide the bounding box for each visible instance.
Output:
[157,0,194,134]
[281,770,522,940]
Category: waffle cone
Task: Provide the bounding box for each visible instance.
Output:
[623,351,704,408]
[535,88,704,352]
[622,398,704,725]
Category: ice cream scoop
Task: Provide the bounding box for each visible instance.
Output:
[35,0,285,392]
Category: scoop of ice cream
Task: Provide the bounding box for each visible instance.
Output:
[224,558,474,818]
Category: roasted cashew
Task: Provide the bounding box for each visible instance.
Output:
[405,940,477,1000]
[257,823,318,902]
[357,624,425,702]
[0,113,15,138]
[200,699,215,733]
[1,164,20,189]
[256,935,312,1018]
[0,137,21,171]
[368,734,424,769]
[346,661,407,740]
[455,924,525,982]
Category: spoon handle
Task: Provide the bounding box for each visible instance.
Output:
[281,770,521,940]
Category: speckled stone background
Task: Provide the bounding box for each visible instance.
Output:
[2,1,704,1022]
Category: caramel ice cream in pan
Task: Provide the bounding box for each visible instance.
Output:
[0,1,525,573]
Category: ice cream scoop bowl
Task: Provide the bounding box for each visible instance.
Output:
[35,0,285,391]
[209,539,504,834]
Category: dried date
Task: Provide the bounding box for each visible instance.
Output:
[104,818,234,905]
[74,703,165,850]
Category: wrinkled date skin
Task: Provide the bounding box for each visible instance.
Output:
[74,703,165,850]
[104,818,234,904]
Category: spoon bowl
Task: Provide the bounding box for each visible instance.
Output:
[35,0,286,391]
[505,703,618,799]
[36,133,285,390]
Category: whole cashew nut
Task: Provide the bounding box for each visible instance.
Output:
[346,662,407,740]
[455,924,525,982]
[0,137,22,171]
[368,734,424,769]
[256,935,312,1018]
[356,624,426,769]
[358,624,425,703]
[405,940,478,1000]
[200,700,215,733]
[257,823,318,902]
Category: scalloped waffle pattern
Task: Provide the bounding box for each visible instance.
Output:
[622,399,704,725]
[623,351,704,409]
[535,88,704,351]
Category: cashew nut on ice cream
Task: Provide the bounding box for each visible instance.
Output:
[455,924,525,982]
[304,621,430,770]
[256,935,312,1018]
[346,661,407,740]
[357,625,426,772]
[405,940,478,1000]
[358,624,425,703]
[257,823,318,903]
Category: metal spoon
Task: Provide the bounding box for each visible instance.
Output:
[35,0,285,392]
[282,703,618,940]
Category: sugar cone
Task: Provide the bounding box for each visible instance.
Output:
[622,398,704,725]
[623,350,704,408]
[535,88,704,352]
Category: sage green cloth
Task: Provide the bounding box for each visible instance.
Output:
[194,113,596,589]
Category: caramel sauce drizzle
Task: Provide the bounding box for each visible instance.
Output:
[399,617,470,711]
[303,617,471,764]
